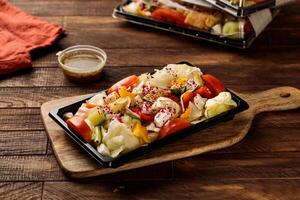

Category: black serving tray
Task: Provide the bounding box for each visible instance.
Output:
[49,62,249,168]
[112,1,257,49]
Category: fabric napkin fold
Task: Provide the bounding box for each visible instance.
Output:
[0,0,64,74]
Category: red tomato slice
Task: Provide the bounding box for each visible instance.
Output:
[159,118,191,139]
[152,8,186,25]
[140,112,155,123]
[131,108,155,123]
[108,75,139,94]
[195,86,214,99]
[202,74,225,96]
[67,116,92,142]
[181,91,194,108]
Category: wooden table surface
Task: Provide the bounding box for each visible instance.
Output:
[1,0,300,199]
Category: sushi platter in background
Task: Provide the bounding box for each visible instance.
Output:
[113,0,294,48]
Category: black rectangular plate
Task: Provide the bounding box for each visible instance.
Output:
[112,1,256,49]
[49,62,249,168]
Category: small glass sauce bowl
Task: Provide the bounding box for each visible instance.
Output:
[57,45,107,82]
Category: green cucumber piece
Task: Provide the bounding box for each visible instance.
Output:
[87,110,105,126]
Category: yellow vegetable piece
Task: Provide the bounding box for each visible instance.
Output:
[137,8,151,17]
[176,77,188,85]
[119,86,135,106]
[180,107,191,120]
[133,122,150,144]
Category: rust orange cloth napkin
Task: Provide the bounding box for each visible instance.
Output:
[0,0,64,74]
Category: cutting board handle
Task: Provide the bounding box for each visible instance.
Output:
[246,86,300,115]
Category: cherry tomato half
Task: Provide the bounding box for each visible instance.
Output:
[67,116,92,142]
[108,75,139,94]
[140,112,155,123]
[202,74,225,96]
[152,8,186,26]
[159,118,191,139]
[195,86,214,99]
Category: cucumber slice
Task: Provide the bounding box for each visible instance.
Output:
[87,110,105,126]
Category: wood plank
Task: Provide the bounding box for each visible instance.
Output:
[0,87,99,108]
[0,131,47,155]
[173,152,300,180]
[0,182,42,200]
[30,46,300,69]
[2,152,300,181]
[1,65,299,88]
[0,154,172,181]
[263,29,300,46]
[0,155,66,181]
[271,14,300,29]
[216,127,300,154]
[97,162,174,181]
[7,0,120,16]
[0,108,44,131]
[42,179,300,200]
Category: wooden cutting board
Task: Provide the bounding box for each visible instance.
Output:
[41,86,300,178]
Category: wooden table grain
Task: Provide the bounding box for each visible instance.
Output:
[0,0,299,199]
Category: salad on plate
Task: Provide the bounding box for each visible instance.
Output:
[65,64,237,158]
[121,0,254,39]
